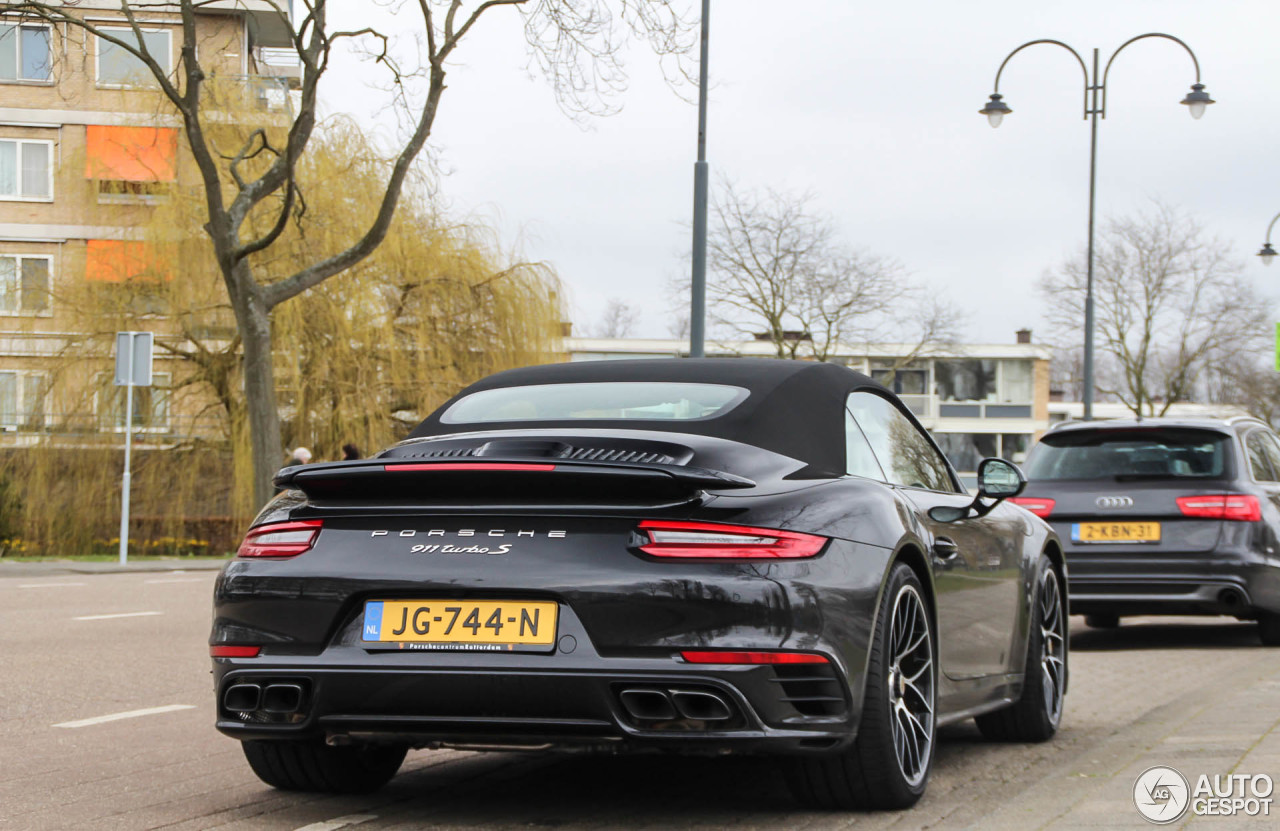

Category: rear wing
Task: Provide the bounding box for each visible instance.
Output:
[275,459,755,508]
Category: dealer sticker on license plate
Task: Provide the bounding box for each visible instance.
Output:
[361,599,558,651]
[1071,522,1161,544]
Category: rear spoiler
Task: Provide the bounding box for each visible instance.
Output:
[275,459,755,507]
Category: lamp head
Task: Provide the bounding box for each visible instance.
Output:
[979,93,1012,128]
[1259,243,1277,267]
[1180,83,1215,119]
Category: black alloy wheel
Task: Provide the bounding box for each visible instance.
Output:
[786,562,935,810]
[976,565,1067,742]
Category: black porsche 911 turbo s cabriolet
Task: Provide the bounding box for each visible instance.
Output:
[211,359,1067,810]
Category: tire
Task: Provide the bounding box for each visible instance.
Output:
[241,739,406,793]
[1258,612,1280,646]
[976,565,1067,743]
[1084,614,1119,629]
[786,562,935,810]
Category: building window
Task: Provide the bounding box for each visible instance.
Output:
[97,27,171,87]
[98,372,171,432]
[0,254,51,315]
[933,432,1033,473]
[85,125,178,203]
[0,22,51,81]
[1001,360,1033,403]
[934,359,997,403]
[0,371,48,431]
[0,138,53,200]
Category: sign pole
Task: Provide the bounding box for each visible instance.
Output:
[119,375,134,564]
[114,331,152,566]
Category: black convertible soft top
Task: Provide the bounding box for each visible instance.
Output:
[410,358,892,476]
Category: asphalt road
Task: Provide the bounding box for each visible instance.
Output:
[2,567,1279,830]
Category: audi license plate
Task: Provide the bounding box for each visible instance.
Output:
[362,600,558,651]
[1071,522,1161,544]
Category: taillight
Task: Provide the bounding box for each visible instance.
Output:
[210,645,261,658]
[636,520,827,559]
[1176,494,1262,522]
[236,520,323,558]
[680,650,829,665]
[1009,497,1055,518]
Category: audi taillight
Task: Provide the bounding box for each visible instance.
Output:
[1176,494,1262,522]
[636,520,827,559]
[236,520,323,558]
[680,650,829,665]
[1009,497,1055,519]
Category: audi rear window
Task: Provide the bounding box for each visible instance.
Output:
[440,382,749,424]
[1024,428,1229,481]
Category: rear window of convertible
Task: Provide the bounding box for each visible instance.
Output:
[440,382,750,424]
[1024,428,1230,481]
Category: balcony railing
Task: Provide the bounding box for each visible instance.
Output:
[897,395,1035,421]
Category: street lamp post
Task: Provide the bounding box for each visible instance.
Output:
[1258,212,1280,266]
[689,0,710,358]
[979,34,1213,420]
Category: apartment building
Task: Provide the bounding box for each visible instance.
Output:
[0,1,294,444]
[565,333,1053,481]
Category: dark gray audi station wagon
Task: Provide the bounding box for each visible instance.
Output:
[1014,416,1280,643]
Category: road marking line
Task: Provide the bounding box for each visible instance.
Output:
[144,578,206,584]
[73,611,163,621]
[293,815,379,831]
[19,582,88,588]
[53,704,195,729]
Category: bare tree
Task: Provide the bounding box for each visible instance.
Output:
[1041,202,1271,417]
[4,0,694,506]
[703,182,962,362]
[1202,354,1280,426]
[589,297,640,338]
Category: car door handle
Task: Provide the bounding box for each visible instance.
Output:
[933,537,959,560]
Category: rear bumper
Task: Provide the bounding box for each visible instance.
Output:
[213,661,856,755]
[1064,545,1280,618]
[1068,575,1254,617]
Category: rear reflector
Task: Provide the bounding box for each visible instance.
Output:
[1009,497,1055,519]
[680,650,829,665]
[210,645,261,658]
[1176,494,1262,522]
[236,519,323,558]
[636,520,827,559]
[383,463,557,472]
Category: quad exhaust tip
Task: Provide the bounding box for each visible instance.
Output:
[223,681,306,716]
[617,687,734,723]
[262,683,304,714]
[223,683,262,712]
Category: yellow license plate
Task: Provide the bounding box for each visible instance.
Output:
[362,599,557,650]
[1072,522,1161,543]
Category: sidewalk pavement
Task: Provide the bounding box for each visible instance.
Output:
[0,557,229,577]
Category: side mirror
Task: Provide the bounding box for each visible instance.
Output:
[930,458,1027,523]
[977,457,1026,500]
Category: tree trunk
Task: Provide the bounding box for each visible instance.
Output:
[226,265,282,508]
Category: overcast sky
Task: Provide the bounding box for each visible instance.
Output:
[327,1,1280,346]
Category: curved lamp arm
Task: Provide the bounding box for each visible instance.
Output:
[1101,32,1204,118]
[1259,211,1280,265]
[990,39,1091,120]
